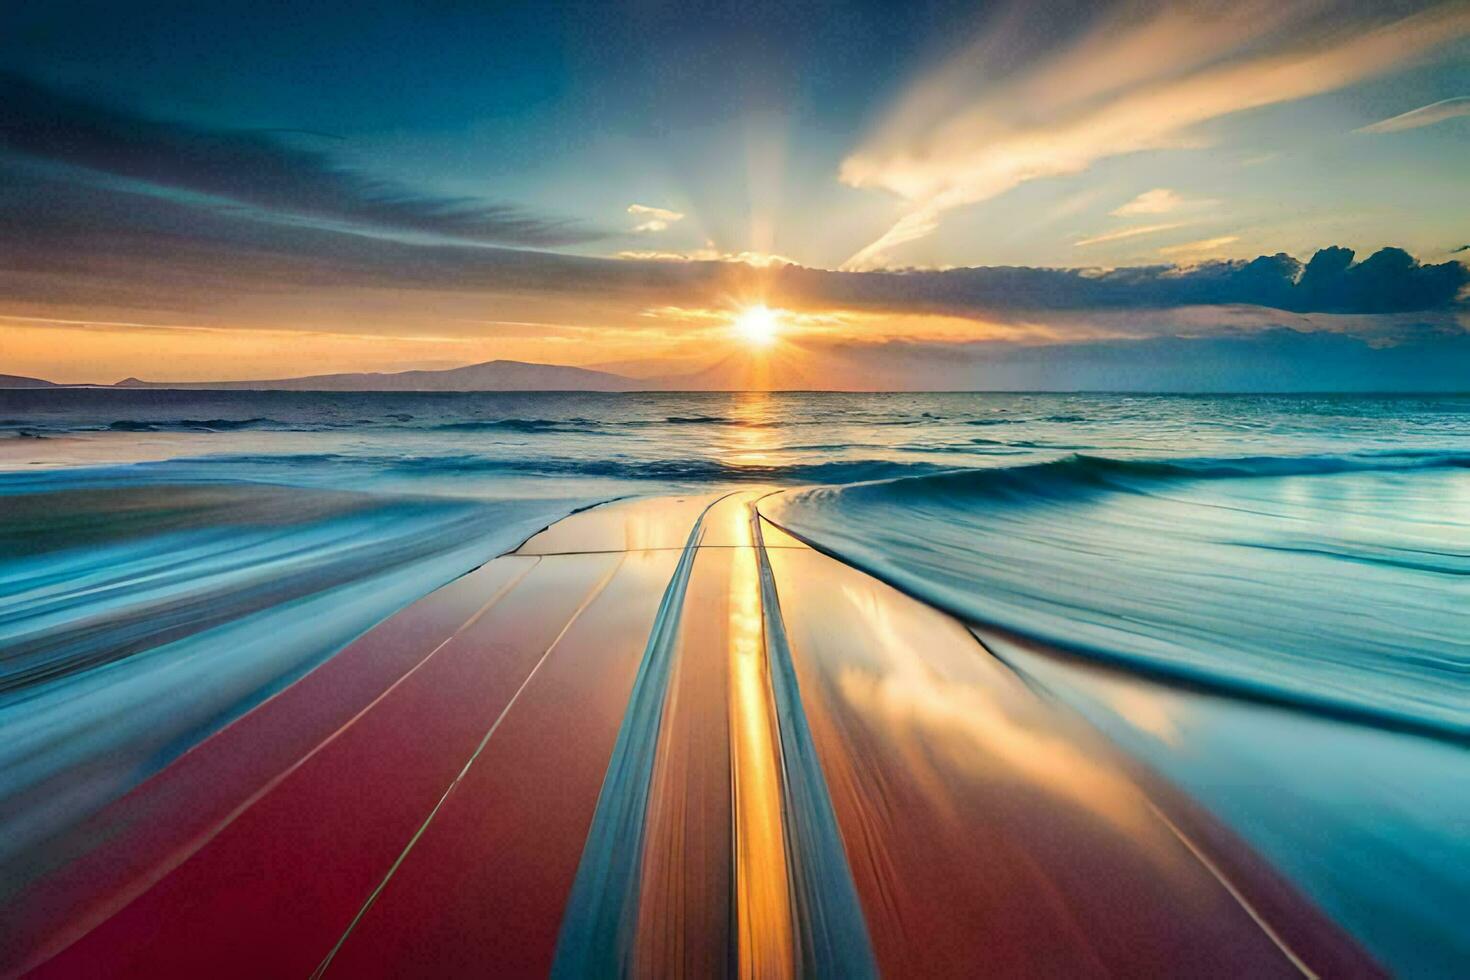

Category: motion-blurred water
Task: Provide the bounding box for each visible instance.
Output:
[2,389,1467,970]
[6,388,1469,492]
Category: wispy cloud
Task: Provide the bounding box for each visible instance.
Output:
[615,247,795,267]
[839,2,1470,269]
[1159,235,1241,257]
[1238,152,1280,167]
[4,160,1463,331]
[1112,188,1214,216]
[0,71,602,247]
[1357,95,1470,133]
[627,203,686,233]
[1075,222,1186,247]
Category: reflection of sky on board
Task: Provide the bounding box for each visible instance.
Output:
[986,633,1470,977]
[774,547,1198,872]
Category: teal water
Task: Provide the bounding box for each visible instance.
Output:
[2,389,1467,972]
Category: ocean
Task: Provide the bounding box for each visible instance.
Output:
[2,388,1468,972]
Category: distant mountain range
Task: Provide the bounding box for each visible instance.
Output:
[113,359,642,391]
[2,357,782,391]
[20,331,1468,392]
[0,373,58,388]
[21,360,639,391]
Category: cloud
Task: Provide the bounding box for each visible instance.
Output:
[615,248,796,267]
[626,203,686,233]
[2,161,1463,335]
[1357,95,1470,133]
[0,163,726,314]
[1159,236,1241,257]
[0,71,601,247]
[774,247,1469,318]
[840,2,1470,269]
[1111,188,1213,216]
[1075,222,1187,247]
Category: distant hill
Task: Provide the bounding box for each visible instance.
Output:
[0,373,57,388]
[114,359,642,391]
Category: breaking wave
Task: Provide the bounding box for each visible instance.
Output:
[763,450,1470,742]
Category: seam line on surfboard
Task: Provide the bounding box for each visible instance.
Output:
[751,512,879,979]
[762,503,1314,976]
[1147,801,1317,978]
[508,494,636,555]
[969,626,1317,978]
[17,555,541,977]
[313,553,626,977]
[550,492,734,978]
[521,544,807,556]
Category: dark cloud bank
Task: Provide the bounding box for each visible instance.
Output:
[778,247,1468,317]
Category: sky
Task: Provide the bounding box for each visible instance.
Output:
[1,0,1467,389]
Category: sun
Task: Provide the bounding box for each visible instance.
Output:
[732,305,781,347]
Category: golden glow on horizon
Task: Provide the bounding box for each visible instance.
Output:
[5,295,1157,388]
[0,296,1116,388]
[732,305,781,347]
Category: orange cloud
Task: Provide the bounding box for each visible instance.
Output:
[1075,223,1188,247]
[627,203,686,233]
[840,2,1470,269]
[1111,188,1216,216]
[615,248,796,267]
[1158,236,1242,258]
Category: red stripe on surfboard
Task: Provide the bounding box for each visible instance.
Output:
[766,546,1309,978]
[30,554,617,979]
[632,544,736,977]
[4,558,525,976]
[323,550,680,977]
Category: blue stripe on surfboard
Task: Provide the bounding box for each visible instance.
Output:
[753,511,878,979]
[550,495,725,978]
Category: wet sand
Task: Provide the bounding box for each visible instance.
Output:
[4,492,1379,977]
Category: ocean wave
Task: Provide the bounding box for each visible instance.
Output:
[157,451,949,486]
[434,414,767,431]
[393,453,946,484]
[1093,449,1470,477]
[827,449,1470,502]
[430,418,591,433]
[764,448,1470,742]
[73,413,771,436]
[105,418,272,432]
